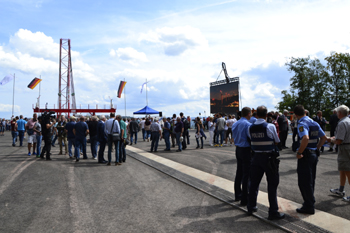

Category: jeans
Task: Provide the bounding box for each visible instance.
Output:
[164,131,170,150]
[297,150,318,210]
[196,136,203,148]
[185,130,190,145]
[12,131,18,145]
[216,130,225,145]
[130,132,137,144]
[90,135,99,158]
[248,153,279,214]
[176,132,182,151]
[18,130,24,146]
[75,138,87,159]
[234,146,252,203]
[51,134,58,145]
[142,129,146,140]
[151,132,160,151]
[67,138,75,158]
[107,139,119,163]
[98,140,106,162]
[36,135,42,155]
[146,130,151,139]
[119,140,126,162]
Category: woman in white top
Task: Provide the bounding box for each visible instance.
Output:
[208,117,216,146]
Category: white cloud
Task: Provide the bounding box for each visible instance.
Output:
[0,104,20,113]
[140,26,208,56]
[110,47,148,66]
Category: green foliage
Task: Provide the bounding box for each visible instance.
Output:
[277,52,350,118]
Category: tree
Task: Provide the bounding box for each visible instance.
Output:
[276,90,296,112]
[325,52,350,107]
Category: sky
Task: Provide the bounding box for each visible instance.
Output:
[0,0,349,118]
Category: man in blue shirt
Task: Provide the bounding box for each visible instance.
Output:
[16,115,27,146]
[73,116,89,162]
[231,107,252,206]
[294,105,327,214]
[65,116,76,159]
[163,118,171,151]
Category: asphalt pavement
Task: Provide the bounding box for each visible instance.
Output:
[0,132,283,233]
[129,129,350,221]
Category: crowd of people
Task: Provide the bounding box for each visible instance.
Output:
[3,104,350,220]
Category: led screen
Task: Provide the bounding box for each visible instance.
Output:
[210,82,239,115]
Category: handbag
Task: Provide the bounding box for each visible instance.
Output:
[109,120,121,142]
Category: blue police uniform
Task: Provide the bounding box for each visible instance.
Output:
[297,116,325,212]
[232,117,252,204]
[247,119,281,216]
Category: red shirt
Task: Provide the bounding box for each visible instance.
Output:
[11,121,17,132]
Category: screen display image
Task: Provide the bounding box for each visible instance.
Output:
[210,82,239,114]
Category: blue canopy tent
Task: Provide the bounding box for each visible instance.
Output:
[133,106,159,115]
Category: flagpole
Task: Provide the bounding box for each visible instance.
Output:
[146,78,148,106]
[124,78,126,117]
[39,75,41,108]
[12,73,15,116]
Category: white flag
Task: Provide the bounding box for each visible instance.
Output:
[140,81,149,93]
[0,75,14,86]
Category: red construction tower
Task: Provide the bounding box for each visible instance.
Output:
[34,38,116,116]
[58,39,76,112]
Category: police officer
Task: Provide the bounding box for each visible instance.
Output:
[247,106,284,220]
[294,105,327,214]
[232,107,252,206]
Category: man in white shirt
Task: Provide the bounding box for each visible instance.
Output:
[105,113,121,166]
[225,115,236,146]
[140,118,146,141]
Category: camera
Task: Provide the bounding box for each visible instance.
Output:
[42,110,56,122]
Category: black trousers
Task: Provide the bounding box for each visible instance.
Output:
[280,131,288,147]
[297,150,318,210]
[41,135,52,159]
[98,141,106,162]
[234,146,252,204]
[248,153,279,214]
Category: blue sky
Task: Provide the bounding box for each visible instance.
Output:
[1,0,350,118]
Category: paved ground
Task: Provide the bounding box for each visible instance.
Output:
[130,129,350,222]
[0,132,282,233]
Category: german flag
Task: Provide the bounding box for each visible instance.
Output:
[27,78,42,90]
[117,81,126,98]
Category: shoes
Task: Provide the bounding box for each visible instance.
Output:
[268,212,285,220]
[76,159,79,162]
[214,144,219,147]
[28,152,31,156]
[154,150,157,152]
[328,148,333,152]
[46,158,52,161]
[176,149,182,152]
[296,208,315,215]
[58,152,63,155]
[52,144,55,147]
[210,144,213,147]
[130,143,133,146]
[240,201,248,206]
[233,198,241,202]
[247,206,258,215]
[220,144,223,147]
[107,162,111,166]
[36,155,40,158]
[12,144,15,147]
[282,146,288,149]
[69,156,74,159]
[196,146,199,149]
[33,152,37,155]
[201,146,203,149]
[330,188,345,197]
[98,161,107,163]
[343,196,350,202]
[93,157,97,160]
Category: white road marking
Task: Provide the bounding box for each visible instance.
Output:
[127,146,350,233]
[0,158,36,196]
